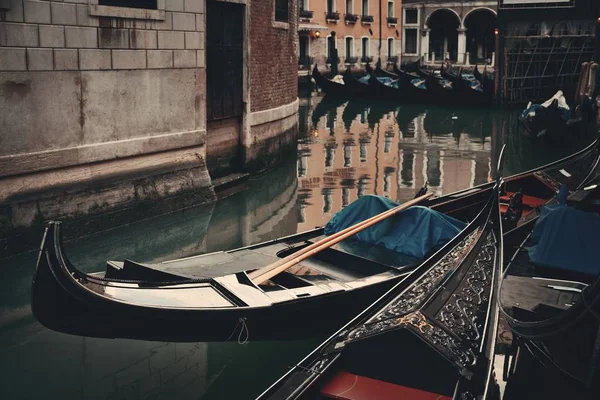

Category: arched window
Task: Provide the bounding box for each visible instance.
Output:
[361,37,369,59]
[361,0,368,16]
[345,37,354,58]
[387,38,395,58]
[387,0,393,17]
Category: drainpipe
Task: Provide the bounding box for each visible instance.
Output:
[379,0,382,60]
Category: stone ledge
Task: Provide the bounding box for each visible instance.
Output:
[0,146,211,204]
[249,98,299,127]
[0,129,207,178]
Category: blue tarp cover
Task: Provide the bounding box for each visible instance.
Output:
[528,204,600,277]
[324,195,466,259]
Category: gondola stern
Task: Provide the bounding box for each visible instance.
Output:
[30,220,72,332]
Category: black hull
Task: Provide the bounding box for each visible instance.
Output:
[32,224,406,342]
[424,74,454,105]
[342,69,370,98]
[499,141,600,391]
[374,65,398,80]
[312,65,348,97]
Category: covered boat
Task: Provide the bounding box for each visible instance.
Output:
[499,144,600,396]
[32,185,497,342]
[256,184,503,400]
[519,91,575,140]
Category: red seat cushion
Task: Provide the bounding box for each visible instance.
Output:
[500,192,548,208]
[320,371,452,400]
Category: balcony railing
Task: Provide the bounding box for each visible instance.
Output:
[361,56,373,63]
[344,13,358,24]
[326,11,340,21]
[387,55,398,64]
[299,9,314,19]
[344,56,358,64]
[387,16,397,24]
[361,15,374,24]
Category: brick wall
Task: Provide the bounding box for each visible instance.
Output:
[249,0,298,112]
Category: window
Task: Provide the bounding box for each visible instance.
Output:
[361,0,368,16]
[346,37,354,58]
[275,0,289,22]
[405,9,418,24]
[387,1,393,17]
[346,0,353,13]
[99,0,157,8]
[299,0,306,11]
[404,28,417,54]
[388,38,394,58]
[327,0,335,13]
[362,37,369,57]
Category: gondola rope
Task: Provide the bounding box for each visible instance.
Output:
[225,317,249,345]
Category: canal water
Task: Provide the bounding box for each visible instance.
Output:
[1,88,597,399]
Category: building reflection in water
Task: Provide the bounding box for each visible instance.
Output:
[297,93,502,231]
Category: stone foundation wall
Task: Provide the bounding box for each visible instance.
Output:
[0,0,215,247]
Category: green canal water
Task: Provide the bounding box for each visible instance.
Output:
[1,89,597,399]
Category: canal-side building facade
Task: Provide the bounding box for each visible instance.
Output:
[298,0,403,72]
[496,0,599,105]
[400,0,497,66]
[0,0,298,250]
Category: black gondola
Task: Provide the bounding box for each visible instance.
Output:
[518,92,578,141]
[374,64,398,80]
[392,63,420,83]
[473,65,494,94]
[367,72,427,103]
[424,71,453,104]
[312,65,348,97]
[440,63,460,83]
[413,60,432,79]
[256,139,600,400]
[499,140,600,395]
[32,182,502,342]
[256,183,503,400]
[342,68,370,98]
[453,69,492,107]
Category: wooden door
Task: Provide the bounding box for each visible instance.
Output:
[206,0,244,121]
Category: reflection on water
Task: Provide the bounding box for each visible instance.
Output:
[1,89,597,400]
[297,94,503,231]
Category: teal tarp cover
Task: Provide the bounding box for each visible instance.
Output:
[324,195,467,259]
[528,204,600,277]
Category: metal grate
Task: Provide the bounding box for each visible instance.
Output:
[502,19,595,105]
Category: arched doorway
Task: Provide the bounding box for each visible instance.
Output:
[464,9,497,65]
[427,9,460,62]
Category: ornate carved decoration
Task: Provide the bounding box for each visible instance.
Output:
[435,235,495,345]
[347,311,477,369]
[340,229,495,371]
[367,230,480,323]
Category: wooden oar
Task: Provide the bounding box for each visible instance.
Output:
[249,193,433,285]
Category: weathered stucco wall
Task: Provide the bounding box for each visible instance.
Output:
[0,0,215,250]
